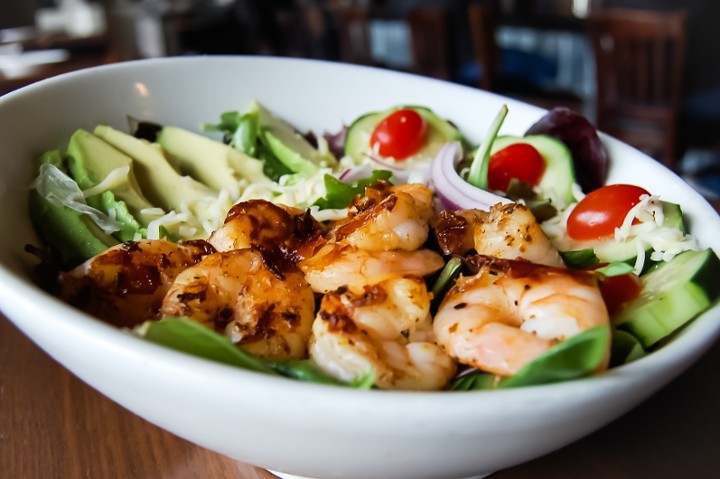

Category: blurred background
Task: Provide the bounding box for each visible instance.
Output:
[1,0,718,201]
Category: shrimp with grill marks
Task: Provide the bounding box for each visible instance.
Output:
[433,255,610,377]
[160,247,315,360]
[435,202,564,267]
[328,181,435,251]
[208,199,326,261]
[59,239,214,328]
[298,243,444,294]
[310,276,457,390]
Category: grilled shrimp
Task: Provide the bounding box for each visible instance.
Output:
[434,255,610,377]
[435,202,564,267]
[328,181,435,251]
[59,239,214,328]
[298,243,444,294]
[310,276,456,390]
[208,199,326,261]
[160,248,314,360]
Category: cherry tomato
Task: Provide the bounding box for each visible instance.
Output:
[567,184,650,241]
[600,272,643,316]
[369,108,428,160]
[487,143,546,192]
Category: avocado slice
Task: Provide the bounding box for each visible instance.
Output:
[29,190,119,268]
[344,105,463,163]
[157,126,270,196]
[94,125,226,237]
[66,129,156,225]
[251,101,337,175]
[29,150,119,268]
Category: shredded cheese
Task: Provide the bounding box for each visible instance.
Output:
[542,192,700,274]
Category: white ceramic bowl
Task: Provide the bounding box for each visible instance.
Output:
[1,57,719,479]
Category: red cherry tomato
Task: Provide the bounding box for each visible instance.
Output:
[600,272,643,316]
[369,109,428,160]
[567,184,650,241]
[487,143,546,192]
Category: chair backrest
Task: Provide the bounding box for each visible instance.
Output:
[467,2,499,91]
[588,8,687,123]
[588,8,687,169]
[332,5,375,65]
[407,7,451,80]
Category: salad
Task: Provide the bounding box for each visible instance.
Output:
[27,100,720,391]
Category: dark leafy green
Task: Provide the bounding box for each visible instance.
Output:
[561,248,599,269]
[504,179,558,222]
[502,326,609,388]
[313,170,393,210]
[142,316,277,375]
[140,317,373,388]
[449,326,610,391]
[450,371,500,391]
[204,110,292,181]
[609,329,647,367]
[431,256,463,303]
[268,359,347,386]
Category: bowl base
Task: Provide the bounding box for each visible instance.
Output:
[269,470,494,479]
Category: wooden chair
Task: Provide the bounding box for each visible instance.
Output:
[407,7,451,80]
[467,2,499,91]
[588,8,687,170]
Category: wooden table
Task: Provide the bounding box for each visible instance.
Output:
[2,312,719,479]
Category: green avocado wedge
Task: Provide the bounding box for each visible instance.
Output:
[157,125,270,194]
[66,129,155,219]
[251,101,337,175]
[29,150,119,268]
[66,129,154,240]
[94,125,224,238]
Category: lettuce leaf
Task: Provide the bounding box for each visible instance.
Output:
[313,170,393,210]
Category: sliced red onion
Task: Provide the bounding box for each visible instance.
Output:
[430,142,511,211]
[338,163,376,183]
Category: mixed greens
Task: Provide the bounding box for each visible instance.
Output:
[27,100,720,391]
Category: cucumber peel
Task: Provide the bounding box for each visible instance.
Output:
[615,248,720,348]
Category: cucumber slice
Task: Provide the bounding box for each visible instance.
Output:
[615,248,720,348]
[659,201,685,233]
[564,201,687,273]
[561,248,599,269]
[489,135,576,208]
[344,106,462,163]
